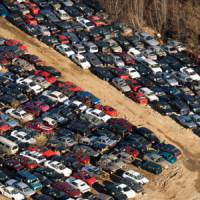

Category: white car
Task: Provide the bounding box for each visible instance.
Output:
[107,39,122,53]
[167,39,186,52]
[29,75,50,89]
[122,170,149,184]
[112,55,125,67]
[5,180,34,197]
[162,45,178,54]
[11,130,36,144]
[20,151,46,164]
[0,183,24,200]
[116,183,136,199]
[137,32,159,46]
[143,49,158,60]
[6,108,34,123]
[56,9,71,20]
[128,47,141,58]
[76,17,95,30]
[44,160,72,177]
[64,100,87,112]
[15,182,35,197]
[57,136,77,147]
[141,58,162,74]
[42,90,68,103]
[71,54,91,69]
[180,67,200,81]
[66,177,91,193]
[16,77,43,94]
[138,87,159,102]
[85,108,111,122]
[55,44,75,57]
[124,66,140,79]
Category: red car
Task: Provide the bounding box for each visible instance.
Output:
[0,121,11,132]
[25,2,40,15]
[94,104,118,117]
[26,121,54,134]
[88,16,108,26]
[74,152,90,165]
[110,68,129,80]
[126,79,142,92]
[108,118,136,132]
[127,91,148,105]
[19,156,39,170]
[34,70,57,84]
[3,158,24,172]
[23,14,38,26]
[118,52,135,65]
[27,146,58,158]
[4,39,20,46]
[52,182,81,198]
[73,171,96,186]
[57,35,70,44]
[23,101,50,117]
[122,146,140,158]
[189,51,200,65]
[55,81,82,92]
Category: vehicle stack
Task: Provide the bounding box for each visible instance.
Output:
[0,38,182,199]
[1,0,199,135]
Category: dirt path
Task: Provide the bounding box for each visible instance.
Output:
[0,18,199,200]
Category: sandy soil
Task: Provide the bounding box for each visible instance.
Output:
[0,17,199,200]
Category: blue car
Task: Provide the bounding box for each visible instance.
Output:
[0,113,18,127]
[0,4,8,17]
[159,152,177,164]
[75,91,100,104]
[154,143,181,157]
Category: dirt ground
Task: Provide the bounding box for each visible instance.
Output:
[0,17,199,200]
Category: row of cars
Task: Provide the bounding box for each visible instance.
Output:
[1,0,200,135]
[0,37,181,200]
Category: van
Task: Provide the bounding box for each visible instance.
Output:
[17,170,42,191]
[0,136,18,155]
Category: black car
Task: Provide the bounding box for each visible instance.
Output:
[134,127,160,144]
[84,53,103,67]
[76,31,90,42]
[90,67,114,82]
[132,159,162,175]
[0,170,8,183]
[126,134,151,151]
[152,100,173,116]
[32,172,52,187]
[32,194,54,200]
[103,181,127,200]
[97,53,113,66]
[170,98,190,115]
[42,186,67,199]
[67,119,93,136]
[32,167,64,182]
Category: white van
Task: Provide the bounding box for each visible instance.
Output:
[0,136,19,155]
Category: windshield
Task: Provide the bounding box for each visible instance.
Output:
[146,36,153,40]
[80,58,86,63]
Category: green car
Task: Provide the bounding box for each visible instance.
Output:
[159,152,177,164]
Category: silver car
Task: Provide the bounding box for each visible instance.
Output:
[14,182,35,197]
[175,115,197,128]
[144,152,169,169]
[112,78,131,93]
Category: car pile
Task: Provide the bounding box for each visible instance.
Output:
[0,38,182,199]
[1,0,200,134]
